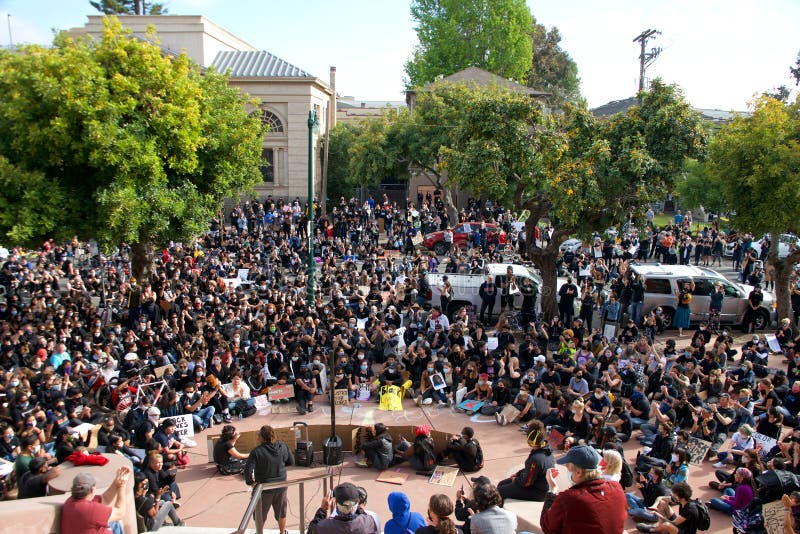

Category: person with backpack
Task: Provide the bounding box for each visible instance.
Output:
[443,426,483,473]
[394,425,437,475]
[636,481,710,533]
[497,420,554,502]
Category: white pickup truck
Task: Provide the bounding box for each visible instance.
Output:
[424,263,580,319]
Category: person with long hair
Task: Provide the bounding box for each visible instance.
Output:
[708,467,756,516]
[213,424,249,475]
[416,494,460,534]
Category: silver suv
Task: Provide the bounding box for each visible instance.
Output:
[629,264,774,330]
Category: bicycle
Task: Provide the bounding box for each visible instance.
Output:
[500,310,525,331]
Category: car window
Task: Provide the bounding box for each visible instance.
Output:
[644,278,672,294]
[455,224,468,234]
[722,282,741,298]
[692,279,713,297]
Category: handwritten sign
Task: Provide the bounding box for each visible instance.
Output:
[334,389,349,406]
[171,414,195,438]
[762,499,785,534]
[487,337,499,350]
[253,394,270,413]
[412,234,423,246]
[268,384,295,401]
[357,318,368,331]
[686,437,713,466]
[753,432,778,460]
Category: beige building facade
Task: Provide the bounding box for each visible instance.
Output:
[71,15,333,200]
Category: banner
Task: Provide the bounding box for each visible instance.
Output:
[171,414,195,438]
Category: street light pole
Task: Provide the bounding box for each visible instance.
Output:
[307,110,319,308]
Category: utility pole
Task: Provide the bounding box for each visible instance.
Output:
[7,14,13,48]
[633,29,662,96]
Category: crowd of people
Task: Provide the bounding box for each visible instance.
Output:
[0,193,799,534]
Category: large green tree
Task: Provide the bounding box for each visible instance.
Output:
[0,17,263,280]
[674,159,726,215]
[440,80,706,317]
[707,96,800,324]
[404,0,533,89]
[90,0,167,15]
[526,19,581,106]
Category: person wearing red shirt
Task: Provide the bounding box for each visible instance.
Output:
[540,445,627,534]
[60,467,130,534]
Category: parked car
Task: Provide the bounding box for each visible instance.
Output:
[724,233,800,258]
[424,263,579,319]
[559,238,584,255]
[422,222,499,255]
[629,264,774,330]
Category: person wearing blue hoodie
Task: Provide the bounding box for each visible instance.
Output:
[383,491,425,534]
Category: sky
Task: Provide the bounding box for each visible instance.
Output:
[1,0,798,110]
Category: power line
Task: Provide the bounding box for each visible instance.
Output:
[633,29,662,95]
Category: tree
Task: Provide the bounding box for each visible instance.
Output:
[90,0,167,15]
[707,96,800,324]
[325,123,361,202]
[675,159,726,215]
[526,19,581,106]
[764,52,800,103]
[441,80,706,317]
[404,0,532,89]
[0,17,263,280]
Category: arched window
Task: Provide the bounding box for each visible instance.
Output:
[261,110,284,133]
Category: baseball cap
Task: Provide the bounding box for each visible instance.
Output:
[470,475,492,485]
[556,445,602,470]
[71,472,96,498]
[147,407,160,418]
[333,482,360,505]
[534,355,546,363]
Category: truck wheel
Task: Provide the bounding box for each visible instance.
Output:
[753,309,770,330]
[434,243,447,255]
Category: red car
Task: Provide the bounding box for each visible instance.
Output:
[422,222,498,255]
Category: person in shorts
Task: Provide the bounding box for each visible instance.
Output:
[244,425,294,533]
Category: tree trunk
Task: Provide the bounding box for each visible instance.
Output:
[526,222,568,321]
[771,248,800,326]
[443,184,458,226]
[131,242,156,284]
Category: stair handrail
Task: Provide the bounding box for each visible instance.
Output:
[232,471,335,534]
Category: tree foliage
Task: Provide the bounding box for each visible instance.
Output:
[404,0,533,89]
[707,95,800,323]
[439,79,706,315]
[675,159,725,214]
[90,0,167,15]
[0,17,263,278]
[526,19,581,106]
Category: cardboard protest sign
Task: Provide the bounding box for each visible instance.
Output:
[154,364,175,379]
[762,499,785,534]
[377,468,409,485]
[334,389,349,406]
[753,432,778,460]
[457,399,484,413]
[686,437,713,466]
[430,373,447,391]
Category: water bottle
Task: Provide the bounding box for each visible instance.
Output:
[238,412,243,422]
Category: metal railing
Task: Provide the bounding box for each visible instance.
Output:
[232,472,335,534]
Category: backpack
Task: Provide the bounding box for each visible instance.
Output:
[464,439,484,472]
[619,458,634,488]
[415,436,436,471]
[693,499,711,531]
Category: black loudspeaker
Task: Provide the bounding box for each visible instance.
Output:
[293,421,314,467]
[323,435,343,466]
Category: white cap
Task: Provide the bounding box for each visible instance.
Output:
[534,355,546,363]
[124,352,138,361]
[147,407,160,417]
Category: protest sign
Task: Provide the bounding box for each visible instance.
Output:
[753,432,778,459]
[171,414,195,438]
[762,499,785,534]
[686,437,713,466]
[765,333,782,353]
[334,389,349,406]
[268,384,295,401]
[430,373,447,391]
[429,465,459,487]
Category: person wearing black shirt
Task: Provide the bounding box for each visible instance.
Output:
[213,425,248,475]
[478,276,498,324]
[18,456,59,499]
[558,278,578,326]
[638,482,699,534]
[709,394,736,456]
[134,473,183,530]
[540,364,561,387]
[444,427,482,473]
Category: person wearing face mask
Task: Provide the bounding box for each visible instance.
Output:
[497,420,554,502]
[15,434,44,477]
[294,363,317,415]
[627,466,669,523]
[0,423,20,461]
[416,363,446,406]
[540,444,627,533]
